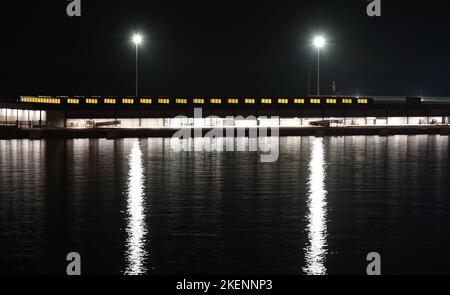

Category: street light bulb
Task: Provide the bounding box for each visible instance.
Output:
[133,34,142,45]
[313,36,325,49]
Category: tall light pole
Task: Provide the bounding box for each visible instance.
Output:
[313,36,325,96]
[132,34,143,98]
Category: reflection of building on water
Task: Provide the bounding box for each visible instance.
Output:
[124,140,148,275]
[303,137,328,275]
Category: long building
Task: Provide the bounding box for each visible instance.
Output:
[1,96,450,129]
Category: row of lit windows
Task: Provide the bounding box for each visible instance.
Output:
[21,97,61,104]
[20,97,370,105]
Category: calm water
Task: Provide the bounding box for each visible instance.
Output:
[1,136,449,275]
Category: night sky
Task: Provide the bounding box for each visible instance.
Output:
[2,0,450,99]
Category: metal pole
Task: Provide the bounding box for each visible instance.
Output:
[136,44,142,127]
[307,72,311,97]
[317,48,320,96]
[135,44,139,98]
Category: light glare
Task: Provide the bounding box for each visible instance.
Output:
[133,34,143,45]
[313,36,325,49]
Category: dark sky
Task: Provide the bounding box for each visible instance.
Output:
[2,0,450,99]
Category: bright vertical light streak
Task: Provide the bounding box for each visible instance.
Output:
[303,137,328,275]
[125,140,148,275]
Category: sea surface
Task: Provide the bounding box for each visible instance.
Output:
[0,135,449,275]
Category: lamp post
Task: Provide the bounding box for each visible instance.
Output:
[132,34,143,98]
[313,36,325,96]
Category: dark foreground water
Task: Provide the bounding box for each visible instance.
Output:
[1,136,449,275]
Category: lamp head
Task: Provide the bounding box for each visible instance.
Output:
[313,36,325,49]
[133,34,143,45]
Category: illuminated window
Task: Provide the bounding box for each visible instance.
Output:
[261,98,272,104]
[68,98,79,104]
[140,98,152,104]
[342,98,353,104]
[158,98,170,104]
[104,98,116,104]
[210,98,222,104]
[176,98,187,104]
[86,98,98,104]
[245,98,255,104]
[294,98,305,104]
[278,98,289,104]
[24,97,61,104]
[193,98,204,104]
[228,98,239,104]
[310,98,321,104]
[357,98,368,104]
[122,98,134,104]
[326,99,337,104]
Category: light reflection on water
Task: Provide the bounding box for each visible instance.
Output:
[303,137,328,275]
[1,136,450,275]
[124,140,148,275]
